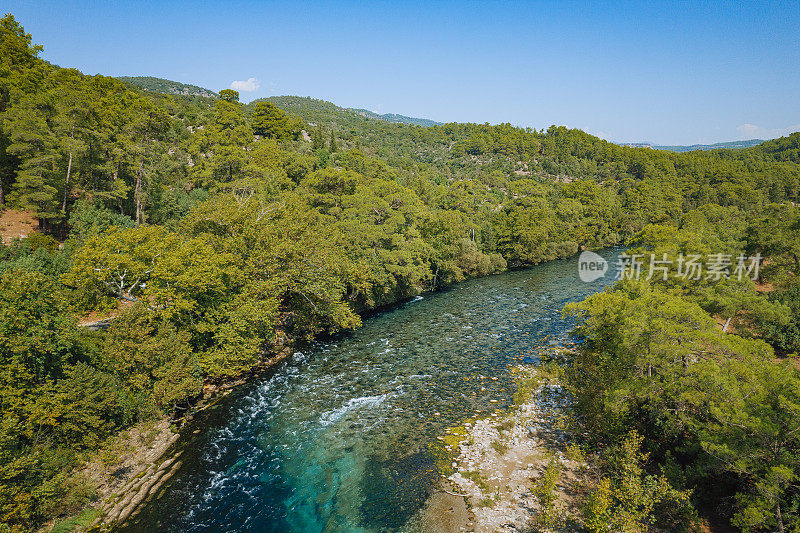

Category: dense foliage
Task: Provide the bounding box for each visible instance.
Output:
[566,206,800,531]
[0,13,799,531]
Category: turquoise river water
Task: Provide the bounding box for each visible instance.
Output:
[118,249,620,532]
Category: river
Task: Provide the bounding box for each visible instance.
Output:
[118,249,620,532]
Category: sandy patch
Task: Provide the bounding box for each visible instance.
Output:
[0,208,38,243]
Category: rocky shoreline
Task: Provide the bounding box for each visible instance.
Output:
[91,441,182,528]
[66,339,297,532]
[420,363,586,532]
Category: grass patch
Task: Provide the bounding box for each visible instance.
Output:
[511,359,564,405]
[432,422,474,476]
[532,455,565,530]
[139,420,162,447]
[491,440,510,455]
[512,371,541,405]
[512,365,556,405]
[495,418,515,433]
[478,497,495,508]
[50,507,101,533]
[464,470,492,494]
[440,424,471,448]
[564,442,585,462]
[99,433,135,467]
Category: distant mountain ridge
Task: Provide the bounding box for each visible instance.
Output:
[619,139,765,152]
[253,96,443,128]
[349,108,442,127]
[117,76,217,98]
[115,77,773,151]
[117,78,439,128]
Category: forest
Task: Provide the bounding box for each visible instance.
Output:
[1,12,800,532]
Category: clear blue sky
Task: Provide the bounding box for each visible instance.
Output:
[6,0,800,144]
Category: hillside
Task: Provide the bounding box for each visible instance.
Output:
[620,139,765,152]
[127,87,765,154]
[739,131,800,163]
[2,13,800,532]
[117,76,217,98]
[349,108,442,127]
[259,96,800,193]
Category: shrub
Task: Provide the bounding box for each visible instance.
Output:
[24,231,58,253]
[67,200,134,242]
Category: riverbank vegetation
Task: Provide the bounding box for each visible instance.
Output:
[564,206,800,530]
[1,13,799,531]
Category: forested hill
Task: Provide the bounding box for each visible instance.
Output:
[2,13,800,532]
[739,131,800,163]
[349,108,442,127]
[117,76,217,98]
[109,76,778,157]
[263,95,800,197]
[621,139,765,152]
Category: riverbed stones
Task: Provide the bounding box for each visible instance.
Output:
[434,367,582,533]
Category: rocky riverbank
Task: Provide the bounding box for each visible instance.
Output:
[420,362,587,532]
[47,338,297,532]
[90,431,183,529]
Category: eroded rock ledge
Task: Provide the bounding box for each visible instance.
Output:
[80,342,295,531]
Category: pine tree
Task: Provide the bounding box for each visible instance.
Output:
[3,93,62,218]
[312,125,326,150]
[251,101,290,139]
[329,129,337,152]
[0,14,44,205]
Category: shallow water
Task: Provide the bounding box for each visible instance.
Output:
[119,250,620,533]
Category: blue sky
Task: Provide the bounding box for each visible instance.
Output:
[6,0,800,144]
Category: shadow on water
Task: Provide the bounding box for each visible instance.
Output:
[117,249,622,533]
[359,449,438,530]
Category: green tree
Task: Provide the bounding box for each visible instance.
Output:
[0,269,78,395]
[251,101,290,139]
[101,304,201,416]
[2,90,62,218]
[0,269,89,532]
[329,129,338,152]
[190,91,252,185]
[688,358,800,532]
[65,224,169,301]
[67,199,135,242]
[218,88,239,102]
[582,432,693,532]
[0,13,43,206]
[27,363,121,449]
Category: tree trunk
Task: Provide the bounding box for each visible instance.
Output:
[62,123,75,212]
[723,316,732,333]
[777,501,785,533]
[135,158,143,225]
